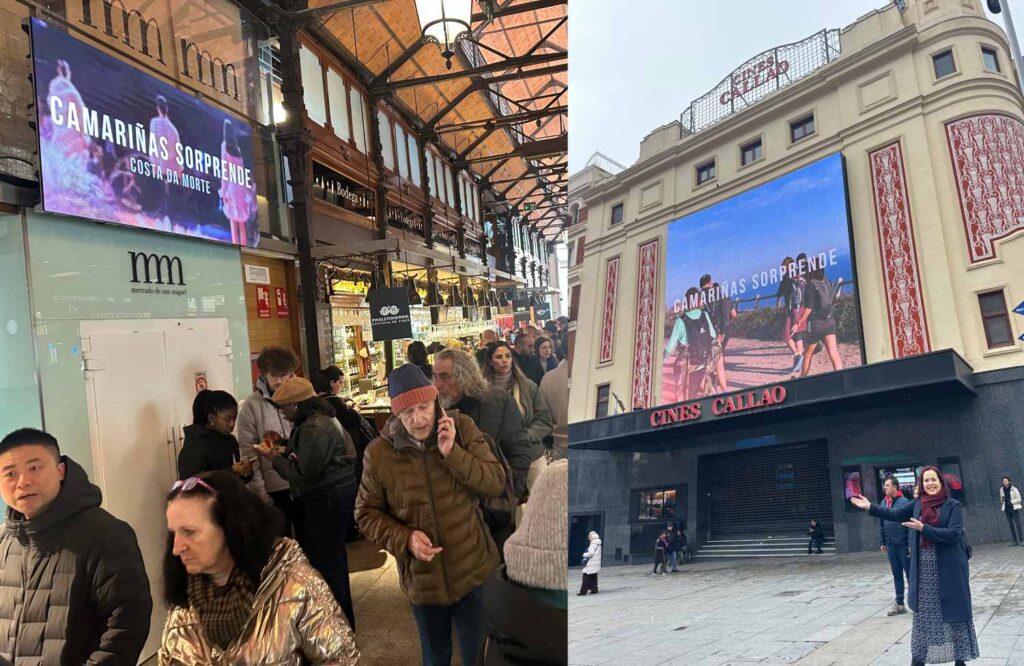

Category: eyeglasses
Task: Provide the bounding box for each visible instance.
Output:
[171,477,217,495]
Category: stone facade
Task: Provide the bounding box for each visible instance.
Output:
[568,0,1024,424]
[568,0,1024,561]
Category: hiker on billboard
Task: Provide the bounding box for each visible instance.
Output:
[791,264,844,377]
[777,254,809,378]
[664,287,718,401]
[699,274,735,393]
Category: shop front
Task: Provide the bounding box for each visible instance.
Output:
[322,257,505,425]
[17,209,252,656]
[569,350,1024,563]
[241,251,301,385]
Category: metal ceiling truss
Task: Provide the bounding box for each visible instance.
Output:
[461,133,566,164]
[471,0,567,23]
[435,104,567,134]
[371,51,566,93]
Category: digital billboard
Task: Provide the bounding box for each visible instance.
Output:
[661,153,864,405]
[30,18,259,248]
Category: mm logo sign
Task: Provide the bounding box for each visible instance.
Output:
[128,251,186,286]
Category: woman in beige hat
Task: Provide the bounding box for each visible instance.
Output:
[255,376,358,631]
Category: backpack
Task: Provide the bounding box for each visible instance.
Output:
[808,278,836,321]
[683,312,714,363]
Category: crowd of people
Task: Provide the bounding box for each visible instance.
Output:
[0,316,573,665]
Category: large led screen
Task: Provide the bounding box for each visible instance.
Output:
[661,153,864,405]
[30,18,259,248]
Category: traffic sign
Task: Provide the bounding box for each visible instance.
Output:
[1014,300,1024,316]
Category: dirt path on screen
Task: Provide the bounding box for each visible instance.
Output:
[659,337,863,403]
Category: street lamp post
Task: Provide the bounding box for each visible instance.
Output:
[990,0,1024,90]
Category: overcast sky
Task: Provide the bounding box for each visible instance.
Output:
[569,0,1005,173]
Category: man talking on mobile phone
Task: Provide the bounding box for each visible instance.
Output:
[356,363,507,666]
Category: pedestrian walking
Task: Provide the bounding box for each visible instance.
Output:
[851,466,979,665]
[0,428,152,663]
[534,336,558,373]
[236,346,298,530]
[316,366,379,489]
[537,335,570,462]
[482,341,553,456]
[432,348,535,550]
[356,364,507,666]
[178,389,254,481]
[482,341,553,518]
[807,519,824,554]
[407,340,434,380]
[653,531,670,575]
[667,523,686,572]
[880,474,912,615]
[159,471,359,664]
[578,531,601,595]
[513,333,545,386]
[999,476,1023,545]
[254,377,359,631]
[481,459,567,665]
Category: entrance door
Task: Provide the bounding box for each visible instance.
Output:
[82,319,234,662]
[706,441,832,539]
[569,513,603,568]
[163,321,234,455]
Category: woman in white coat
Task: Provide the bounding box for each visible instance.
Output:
[578,531,602,596]
[999,477,1023,546]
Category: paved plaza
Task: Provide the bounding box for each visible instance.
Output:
[569,545,1024,665]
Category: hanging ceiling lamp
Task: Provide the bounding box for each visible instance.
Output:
[465,286,477,307]
[415,0,472,70]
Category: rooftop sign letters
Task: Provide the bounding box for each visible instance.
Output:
[681,29,841,134]
[720,55,790,106]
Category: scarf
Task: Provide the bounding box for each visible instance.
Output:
[884,489,902,508]
[493,371,527,416]
[918,483,948,550]
[186,568,257,650]
[492,370,514,392]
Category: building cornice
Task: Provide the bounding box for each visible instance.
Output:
[578,75,1024,259]
[583,16,1016,206]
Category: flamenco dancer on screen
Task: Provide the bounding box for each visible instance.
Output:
[148,95,183,222]
[43,60,105,199]
[219,120,254,245]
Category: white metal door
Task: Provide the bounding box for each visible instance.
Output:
[82,328,174,662]
[163,320,234,455]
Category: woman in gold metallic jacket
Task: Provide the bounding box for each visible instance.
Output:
[158,471,359,665]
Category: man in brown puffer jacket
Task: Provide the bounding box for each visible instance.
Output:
[356,364,505,666]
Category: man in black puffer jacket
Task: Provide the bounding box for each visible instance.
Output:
[0,428,152,664]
